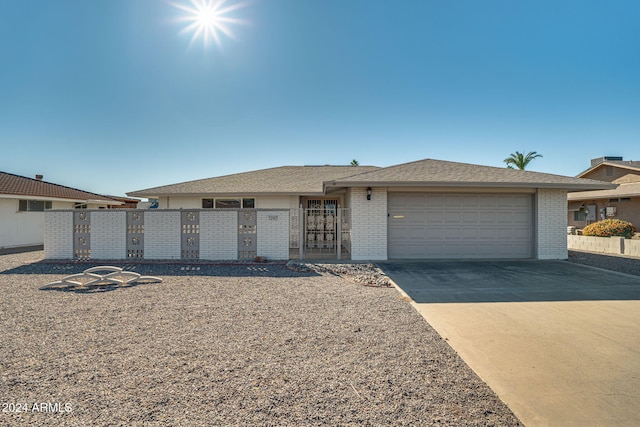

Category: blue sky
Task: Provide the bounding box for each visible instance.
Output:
[1,0,638,197]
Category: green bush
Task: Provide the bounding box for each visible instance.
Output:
[582,219,636,239]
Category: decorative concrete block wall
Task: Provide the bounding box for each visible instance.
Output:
[537,189,568,259]
[200,210,237,260]
[350,187,388,260]
[44,209,293,261]
[568,235,640,258]
[91,211,127,259]
[144,211,182,260]
[257,210,290,260]
[44,211,74,259]
[626,240,640,257]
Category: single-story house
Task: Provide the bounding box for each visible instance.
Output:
[568,157,640,229]
[105,196,141,209]
[128,158,612,260]
[0,171,119,251]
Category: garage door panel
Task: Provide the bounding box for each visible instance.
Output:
[444,227,466,239]
[478,197,498,207]
[513,212,531,224]
[425,211,444,223]
[444,212,462,223]
[388,193,533,259]
[426,228,444,239]
[445,195,463,207]
[495,212,515,223]
[426,195,446,207]
[461,212,478,222]
[461,227,479,239]
[511,195,532,208]
[478,212,497,223]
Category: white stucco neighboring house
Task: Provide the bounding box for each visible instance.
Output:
[0,172,119,251]
[128,158,613,260]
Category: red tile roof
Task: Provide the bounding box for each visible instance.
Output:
[0,171,117,203]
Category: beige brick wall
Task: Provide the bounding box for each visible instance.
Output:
[91,211,127,259]
[257,210,290,260]
[349,187,388,260]
[537,188,568,259]
[200,211,237,260]
[44,211,74,259]
[144,211,182,259]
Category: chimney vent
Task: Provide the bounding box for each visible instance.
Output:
[35,174,43,181]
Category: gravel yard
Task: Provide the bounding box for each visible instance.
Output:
[0,251,521,426]
[568,250,640,276]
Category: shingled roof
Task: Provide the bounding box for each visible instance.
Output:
[326,158,615,191]
[577,160,640,177]
[127,166,380,197]
[568,174,640,200]
[0,171,118,204]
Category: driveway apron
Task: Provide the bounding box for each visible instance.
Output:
[378,260,640,427]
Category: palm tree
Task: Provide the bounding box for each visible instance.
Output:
[350,159,359,166]
[504,151,543,170]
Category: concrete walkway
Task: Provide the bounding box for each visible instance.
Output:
[378,260,640,427]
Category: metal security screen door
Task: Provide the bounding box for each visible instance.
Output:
[303,199,350,259]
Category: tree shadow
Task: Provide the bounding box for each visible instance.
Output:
[1,260,320,281]
[39,277,162,294]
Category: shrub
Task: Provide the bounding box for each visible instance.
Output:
[582,219,636,239]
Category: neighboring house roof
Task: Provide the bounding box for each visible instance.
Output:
[612,174,640,184]
[0,171,118,204]
[326,158,614,191]
[106,196,140,204]
[577,160,640,178]
[568,182,640,200]
[127,166,381,197]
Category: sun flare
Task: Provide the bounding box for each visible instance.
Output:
[172,0,248,49]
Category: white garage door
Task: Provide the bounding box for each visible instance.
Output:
[388,193,533,259]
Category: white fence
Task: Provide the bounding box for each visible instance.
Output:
[568,235,640,258]
[45,209,290,261]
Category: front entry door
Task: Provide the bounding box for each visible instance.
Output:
[304,199,339,257]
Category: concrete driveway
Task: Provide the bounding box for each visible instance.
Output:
[377,260,640,427]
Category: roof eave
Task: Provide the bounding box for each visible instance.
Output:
[127,191,324,198]
[0,194,116,204]
[568,191,640,200]
[326,181,616,191]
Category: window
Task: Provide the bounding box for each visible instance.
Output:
[18,200,52,212]
[215,199,241,209]
[621,198,631,202]
[573,211,587,222]
[202,198,255,209]
[609,198,619,203]
[74,203,88,209]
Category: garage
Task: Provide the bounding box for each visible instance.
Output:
[388,193,533,259]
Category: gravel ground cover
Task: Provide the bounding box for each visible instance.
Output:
[0,251,521,426]
[567,250,640,276]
